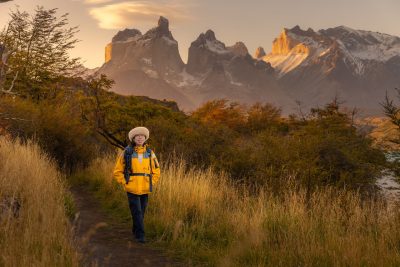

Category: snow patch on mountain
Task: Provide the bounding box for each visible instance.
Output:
[328,26,400,62]
[287,32,319,49]
[142,67,159,79]
[141,58,152,65]
[205,39,230,54]
[225,71,243,86]
[265,52,308,77]
[177,69,202,87]
[264,25,400,77]
[336,39,365,75]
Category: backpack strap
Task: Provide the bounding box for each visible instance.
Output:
[123,145,133,184]
[146,147,153,192]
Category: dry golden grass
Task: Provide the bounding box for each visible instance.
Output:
[0,136,80,266]
[76,153,400,267]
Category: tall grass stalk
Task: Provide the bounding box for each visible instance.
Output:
[0,137,79,266]
[74,152,400,266]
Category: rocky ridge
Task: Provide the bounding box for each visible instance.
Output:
[93,18,400,115]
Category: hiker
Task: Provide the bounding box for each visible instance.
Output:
[113,126,160,243]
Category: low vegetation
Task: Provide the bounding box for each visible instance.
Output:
[0,137,79,266]
[71,154,400,266]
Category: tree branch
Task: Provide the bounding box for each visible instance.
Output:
[0,71,19,95]
[0,43,19,95]
[96,128,125,149]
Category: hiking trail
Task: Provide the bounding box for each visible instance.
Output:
[71,186,183,267]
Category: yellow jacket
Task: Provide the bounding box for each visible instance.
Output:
[113,145,161,195]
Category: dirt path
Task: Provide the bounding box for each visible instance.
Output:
[71,186,183,267]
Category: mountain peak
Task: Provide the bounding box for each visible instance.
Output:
[191,29,226,52]
[192,30,217,44]
[112,28,142,43]
[290,25,301,32]
[187,29,232,74]
[254,46,266,59]
[141,16,175,40]
[228,41,248,57]
[270,27,310,55]
[205,30,216,41]
[103,15,183,72]
[158,16,169,33]
[263,26,323,76]
[335,25,356,32]
[286,25,316,37]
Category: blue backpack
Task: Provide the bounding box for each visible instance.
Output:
[123,145,153,192]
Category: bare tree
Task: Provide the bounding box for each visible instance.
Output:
[0,6,80,99]
[79,75,127,149]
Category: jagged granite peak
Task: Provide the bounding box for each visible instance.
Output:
[272,27,317,51]
[271,28,296,55]
[228,42,249,57]
[142,16,175,40]
[204,30,217,41]
[266,24,400,77]
[186,29,231,74]
[105,16,180,63]
[187,30,277,90]
[287,25,317,37]
[98,22,400,116]
[254,46,266,59]
[269,27,311,56]
[112,28,142,43]
[262,25,400,115]
[191,29,219,46]
[262,25,339,76]
[158,16,169,32]
[99,16,185,103]
[278,25,400,63]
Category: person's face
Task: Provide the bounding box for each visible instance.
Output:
[134,134,146,146]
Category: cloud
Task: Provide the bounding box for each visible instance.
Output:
[88,1,191,30]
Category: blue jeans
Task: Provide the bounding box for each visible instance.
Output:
[127,192,148,241]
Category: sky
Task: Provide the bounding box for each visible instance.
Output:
[1,0,399,69]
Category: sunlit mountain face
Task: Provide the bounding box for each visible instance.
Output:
[93,17,400,116]
[97,16,289,112]
[261,25,400,115]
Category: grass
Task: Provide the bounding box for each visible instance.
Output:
[71,152,400,267]
[0,136,80,267]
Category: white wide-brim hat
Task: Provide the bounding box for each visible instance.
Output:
[128,127,150,142]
